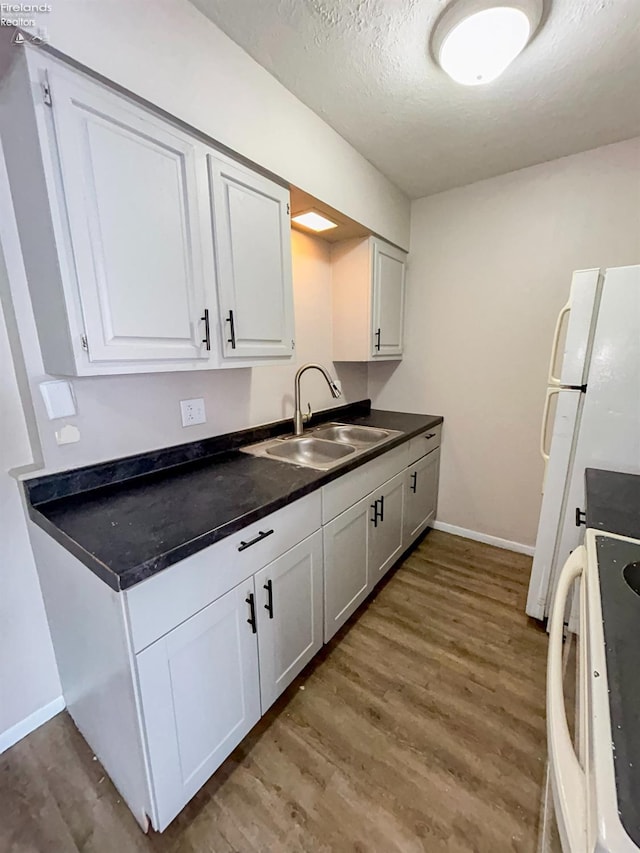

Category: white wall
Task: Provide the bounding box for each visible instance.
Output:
[370,138,640,549]
[13,0,410,250]
[0,249,62,751]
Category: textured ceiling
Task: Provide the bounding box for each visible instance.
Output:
[190,0,640,199]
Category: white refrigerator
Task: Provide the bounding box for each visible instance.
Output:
[526,264,640,621]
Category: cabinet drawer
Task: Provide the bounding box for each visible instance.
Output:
[126,491,322,652]
[407,424,441,465]
[322,444,407,523]
[227,491,321,576]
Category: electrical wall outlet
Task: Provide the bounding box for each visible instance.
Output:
[180,398,206,427]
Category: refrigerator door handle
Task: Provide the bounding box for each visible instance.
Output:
[540,388,562,467]
[548,301,571,386]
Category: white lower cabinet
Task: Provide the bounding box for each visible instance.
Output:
[323,495,371,641]
[369,470,405,584]
[134,529,324,829]
[62,435,441,832]
[404,448,440,546]
[136,578,261,831]
[323,469,406,642]
[255,531,323,712]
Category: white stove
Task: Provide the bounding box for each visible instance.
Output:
[542,529,640,853]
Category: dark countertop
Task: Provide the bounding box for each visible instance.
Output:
[585,468,640,539]
[25,401,442,591]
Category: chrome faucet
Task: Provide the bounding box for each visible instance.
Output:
[293,363,342,436]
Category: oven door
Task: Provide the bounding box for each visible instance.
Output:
[544,546,589,853]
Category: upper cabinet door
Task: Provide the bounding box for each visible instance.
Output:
[48,70,213,363]
[208,155,295,360]
[371,238,406,359]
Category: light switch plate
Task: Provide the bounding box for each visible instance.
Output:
[39,380,76,420]
[180,398,206,427]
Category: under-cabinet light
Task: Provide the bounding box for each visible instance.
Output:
[291,210,338,232]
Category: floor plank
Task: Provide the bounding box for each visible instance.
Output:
[0,531,548,852]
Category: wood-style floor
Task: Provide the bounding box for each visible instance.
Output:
[1,531,549,853]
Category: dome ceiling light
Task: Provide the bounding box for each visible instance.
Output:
[431,0,543,86]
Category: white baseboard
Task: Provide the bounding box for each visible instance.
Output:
[0,695,65,755]
[432,521,535,557]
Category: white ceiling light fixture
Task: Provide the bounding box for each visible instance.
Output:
[431,0,543,86]
[291,209,338,233]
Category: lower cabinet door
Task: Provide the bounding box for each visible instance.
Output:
[403,448,440,546]
[136,579,261,831]
[254,530,323,711]
[323,494,371,642]
[369,470,405,585]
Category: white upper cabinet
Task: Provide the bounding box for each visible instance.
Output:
[371,239,406,358]
[0,52,296,375]
[332,236,407,362]
[208,155,295,361]
[48,68,214,365]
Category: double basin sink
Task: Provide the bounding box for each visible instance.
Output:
[243,423,402,471]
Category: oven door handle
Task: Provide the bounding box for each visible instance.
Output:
[547,545,587,853]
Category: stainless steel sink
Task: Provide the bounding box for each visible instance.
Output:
[242,422,402,471]
[264,436,356,468]
[311,423,392,446]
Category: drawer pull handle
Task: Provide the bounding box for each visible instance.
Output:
[264,579,274,619]
[246,592,257,634]
[374,328,381,351]
[238,529,274,552]
[425,432,436,440]
[410,471,417,493]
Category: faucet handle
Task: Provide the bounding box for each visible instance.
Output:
[302,402,312,424]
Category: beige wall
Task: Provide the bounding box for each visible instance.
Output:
[370,138,640,548]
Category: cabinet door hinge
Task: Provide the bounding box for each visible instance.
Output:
[81,334,88,351]
[291,339,295,350]
[41,73,52,107]
[286,202,290,215]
